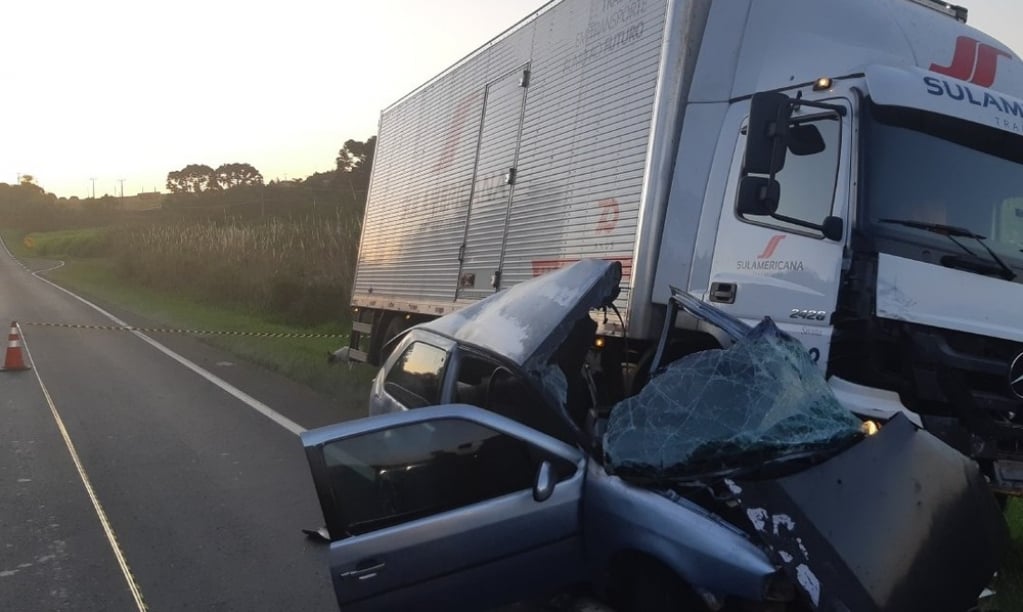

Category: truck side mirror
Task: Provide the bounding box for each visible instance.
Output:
[745,92,793,175]
[821,215,844,241]
[737,176,780,217]
[788,123,826,156]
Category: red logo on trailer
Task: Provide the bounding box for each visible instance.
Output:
[595,199,620,234]
[531,257,633,278]
[757,234,786,260]
[930,36,1011,87]
[435,93,481,171]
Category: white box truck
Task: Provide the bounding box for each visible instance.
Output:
[345,0,1023,494]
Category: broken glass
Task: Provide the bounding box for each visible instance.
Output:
[604,318,862,481]
[536,364,569,412]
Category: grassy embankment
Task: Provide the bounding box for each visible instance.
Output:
[997,502,1023,609]
[2,218,375,421]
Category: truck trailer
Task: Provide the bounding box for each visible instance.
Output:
[345,0,1023,493]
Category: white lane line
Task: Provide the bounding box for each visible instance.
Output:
[0,235,306,436]
[34,260,65,274]
[19,326,148,611]
[29,268,307,436]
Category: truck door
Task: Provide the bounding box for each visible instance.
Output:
[705,97,852,368]
[456,65,529,300]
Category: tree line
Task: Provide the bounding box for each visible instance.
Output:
[167,163,263,193]
[165,137,376,195]
[0,136,378,230]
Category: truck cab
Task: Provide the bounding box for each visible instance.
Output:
[651,4,1023,492]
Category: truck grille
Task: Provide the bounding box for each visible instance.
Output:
[905,324,1023,457]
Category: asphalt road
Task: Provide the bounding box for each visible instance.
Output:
[0,245,341,610]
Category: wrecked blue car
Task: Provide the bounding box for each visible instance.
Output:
[302,259,1006,612]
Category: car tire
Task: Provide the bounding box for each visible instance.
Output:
[619,560,707,612]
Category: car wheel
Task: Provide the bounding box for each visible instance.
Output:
[620,560,707,612]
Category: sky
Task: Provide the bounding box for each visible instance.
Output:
[1,0,1021,199]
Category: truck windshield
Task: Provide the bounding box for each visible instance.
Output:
[862,102,1023,280]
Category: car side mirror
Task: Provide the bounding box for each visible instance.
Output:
[737,176,780,217]
[533,461,555,502]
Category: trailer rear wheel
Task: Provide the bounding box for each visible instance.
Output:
[378,314,411,364]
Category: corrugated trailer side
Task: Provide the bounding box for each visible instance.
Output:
[353,0,671,326]
[499,0,668,308]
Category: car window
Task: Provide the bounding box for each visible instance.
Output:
[321,418,575,536]
[454,354,576,444]
[384,342,447,408]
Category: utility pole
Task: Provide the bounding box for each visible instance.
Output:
[118,178,125,204]
[89,177,96,199]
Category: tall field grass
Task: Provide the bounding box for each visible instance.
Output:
[113,210,362,324]
[21,208,362,326]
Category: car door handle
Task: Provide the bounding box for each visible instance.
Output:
[340,561,386,581]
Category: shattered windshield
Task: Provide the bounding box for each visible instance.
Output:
[604,318,862,481]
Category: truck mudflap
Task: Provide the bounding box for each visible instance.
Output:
[732,414,1007,612]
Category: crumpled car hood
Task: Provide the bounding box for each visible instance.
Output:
[604,318,864,480]
[732,414,1007,611]
[602,294,1006,610]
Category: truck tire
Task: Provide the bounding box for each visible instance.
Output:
[378,314,410,363]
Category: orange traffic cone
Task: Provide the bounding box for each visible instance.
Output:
[3,322,30,371]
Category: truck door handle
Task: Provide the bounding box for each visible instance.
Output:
[709,282,736,304]
[340,561,386,581]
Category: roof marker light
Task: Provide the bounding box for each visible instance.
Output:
[813,77,833,91]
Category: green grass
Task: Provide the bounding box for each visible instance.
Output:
[24,227,111,257]
[22,252,374,421]
[3,229,34,258]
[992,500,1023,610]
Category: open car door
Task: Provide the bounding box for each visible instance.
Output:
[301,404,586,612]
